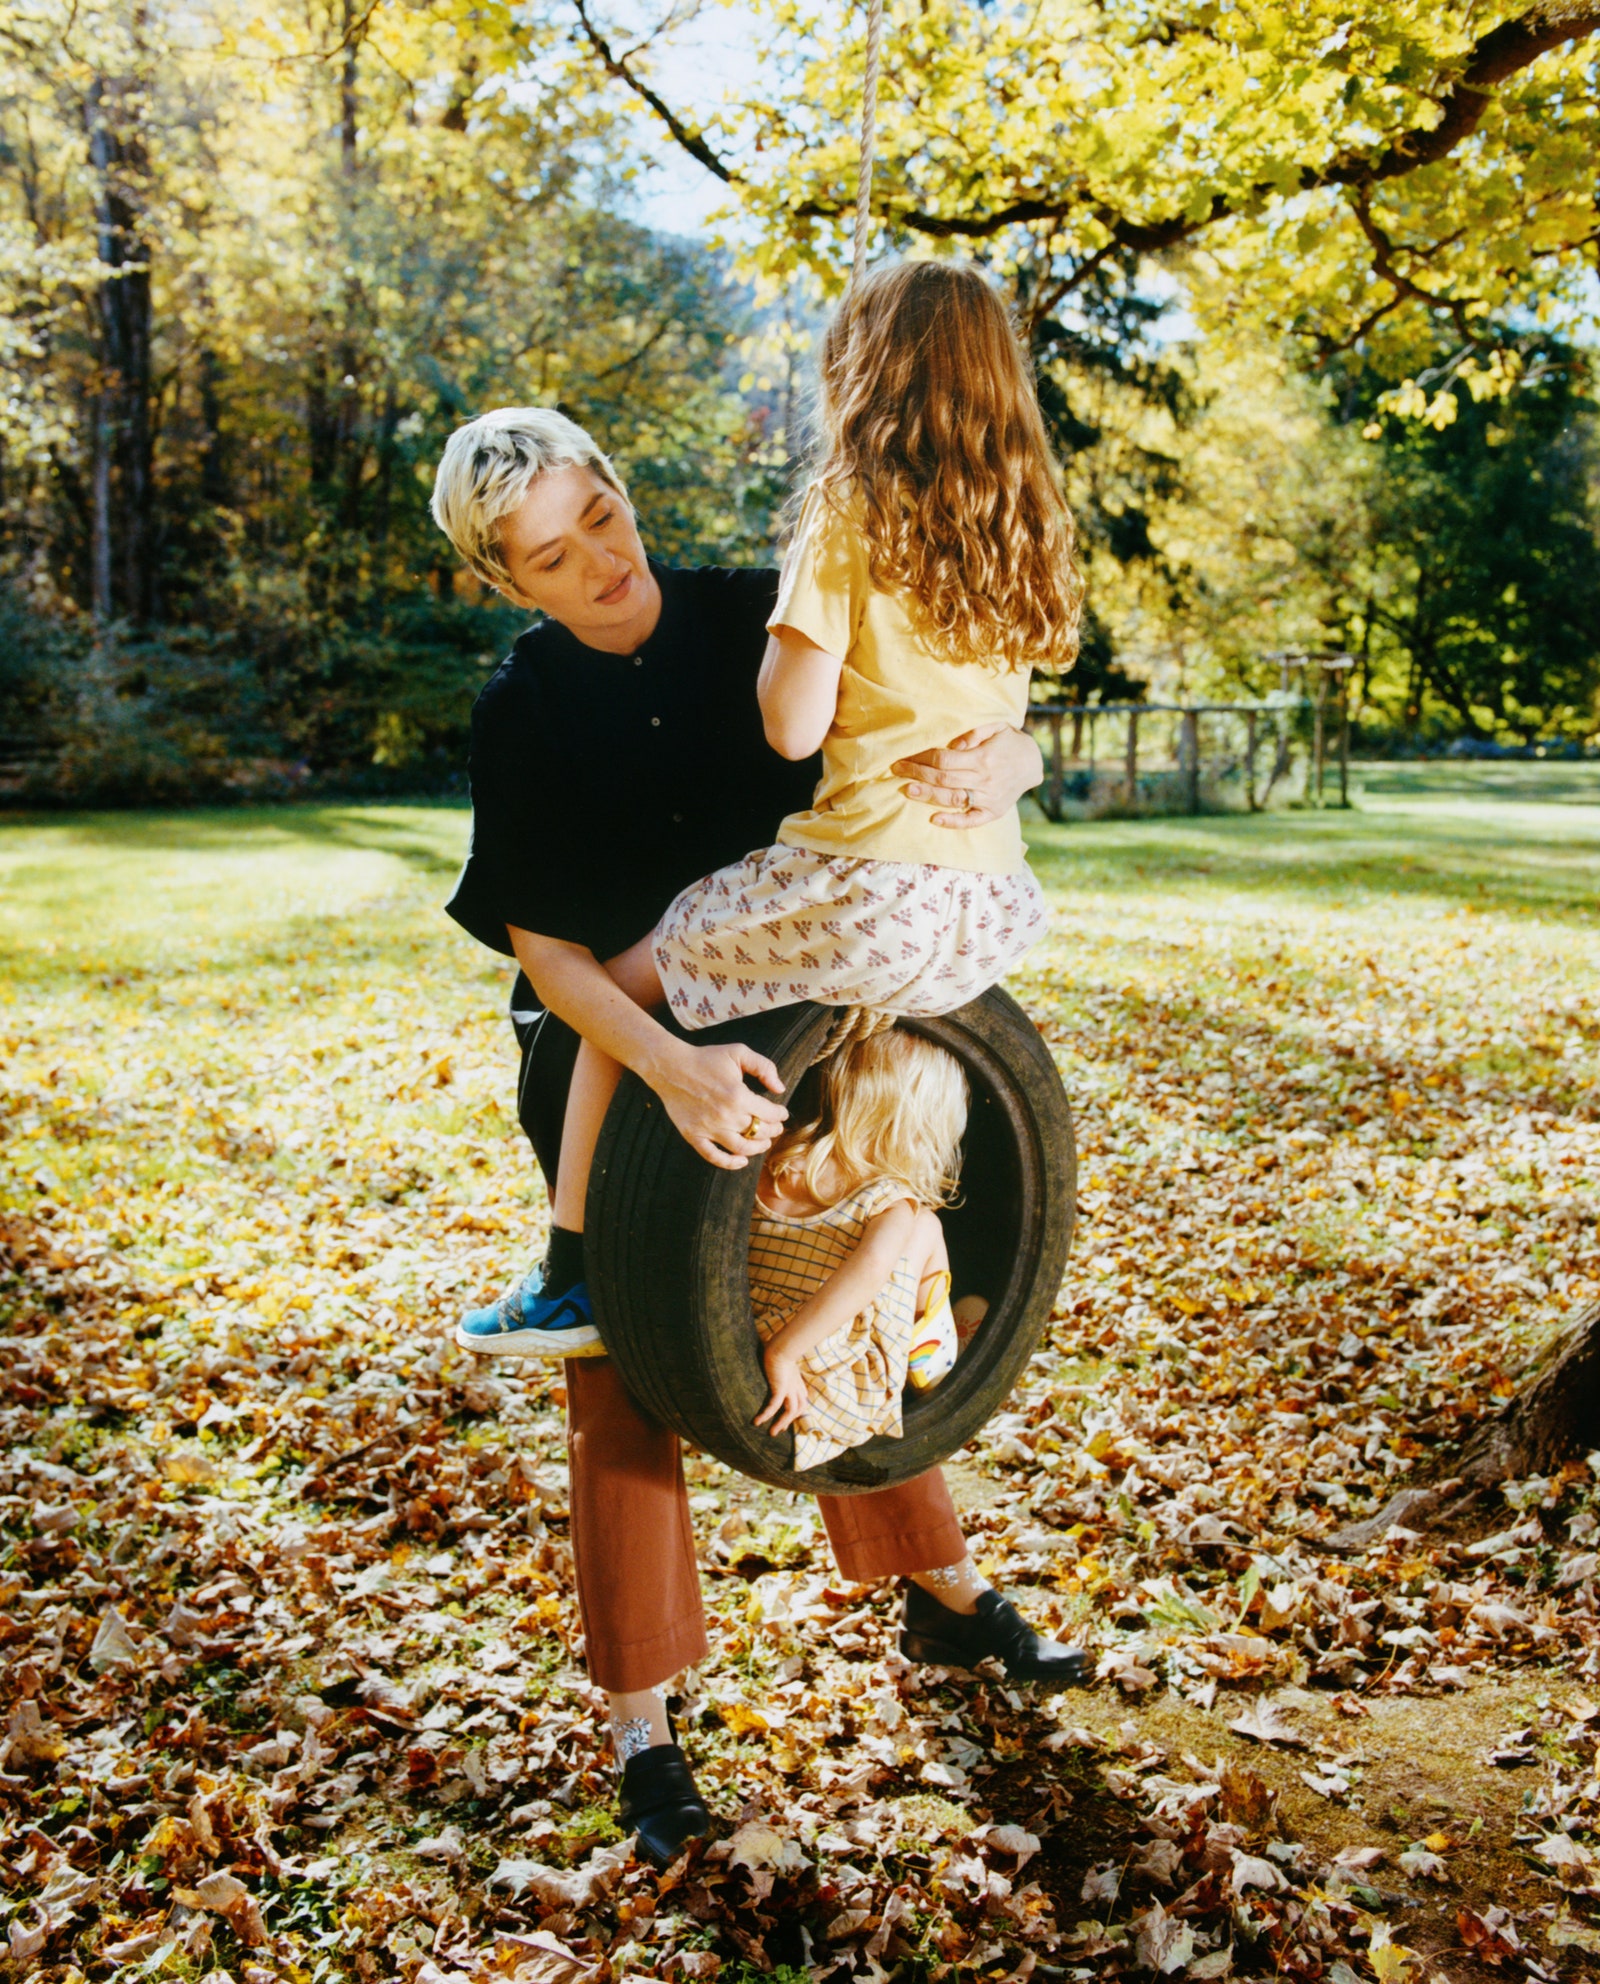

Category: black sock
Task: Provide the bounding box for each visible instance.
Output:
[543,1225,585,1297]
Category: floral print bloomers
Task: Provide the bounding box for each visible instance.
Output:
[654,845,1048,1031]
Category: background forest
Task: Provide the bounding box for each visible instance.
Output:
[3,0,1599,801]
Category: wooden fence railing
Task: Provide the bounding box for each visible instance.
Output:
[1025,655,1354,822]
[1026,689,1350,821]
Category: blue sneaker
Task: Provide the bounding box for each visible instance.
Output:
[454,1269,605,1359]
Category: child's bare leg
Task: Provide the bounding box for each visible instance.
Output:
[456,937,665,1354]
[552,935,663,1235]
[952,1293,990,1342]
[606,932,668,1008]
[553,1044,623,1233]
[903,1210,987,1614]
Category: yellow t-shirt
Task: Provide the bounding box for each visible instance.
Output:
[767,487,1031,875]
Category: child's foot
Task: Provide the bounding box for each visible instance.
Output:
[952,1293,989,1345]
[455,1269,604,1359]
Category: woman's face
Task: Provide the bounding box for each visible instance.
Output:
[495,463,659,651]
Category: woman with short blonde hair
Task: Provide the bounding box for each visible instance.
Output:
[434,352,1088,1866]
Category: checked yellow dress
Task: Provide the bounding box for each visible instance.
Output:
[747,1177,921,1472]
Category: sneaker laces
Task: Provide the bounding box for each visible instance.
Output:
[496,1274,537,1331]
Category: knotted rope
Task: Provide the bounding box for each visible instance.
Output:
[809,5,892,1055]
[810,1003,897,1066]
[851,0,885,285]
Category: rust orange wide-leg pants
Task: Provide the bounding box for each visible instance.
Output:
[517,1004,967,1694]
[566,1356,965,1692]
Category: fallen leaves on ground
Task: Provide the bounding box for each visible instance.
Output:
[1,797,1598,1980]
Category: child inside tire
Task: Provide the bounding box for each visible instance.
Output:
[749,1019,988,1468]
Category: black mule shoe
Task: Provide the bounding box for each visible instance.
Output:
[617,1742,712,1868]
[901,1583,1095,1686]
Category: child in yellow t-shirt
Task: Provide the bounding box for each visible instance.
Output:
[461,259,1084,1361]
[655,260,1082,1031]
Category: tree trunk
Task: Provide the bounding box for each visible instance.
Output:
[341,8,359,167]
[338,12,363,538]
[1323,1301,1600,1553]
[198,346,229,508]
[1355,594,1373,718]
[305,3,366,572]
[90,388,115,625]
[1451,1300,1600,1483]
[371,379,398,585]
[85,74,155,626]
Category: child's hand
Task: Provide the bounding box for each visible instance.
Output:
[755,1344,810,1436]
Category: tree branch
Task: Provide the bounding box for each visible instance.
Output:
[1348,187,1479,341]
[577,0,1600,316]
[1318,1,1600,190]
[589,313,676,379]
[882,0,1600,248]
[1321,289,1416,359]
[571,0,737,185]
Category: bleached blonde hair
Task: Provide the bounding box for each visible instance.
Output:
[773,1027,969,1210]
[815,260,1083,672]
[429,407,626,589]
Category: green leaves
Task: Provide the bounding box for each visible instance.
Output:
[592,0,1599,367]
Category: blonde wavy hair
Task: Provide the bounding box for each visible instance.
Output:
[771,1027,969,1211]
[813,260,1084,672]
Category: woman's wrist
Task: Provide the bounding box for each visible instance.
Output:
[635,1026,691,1094]
[1012,724,1045,797]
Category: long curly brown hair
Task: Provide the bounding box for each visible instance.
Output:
[813,261,1084,672]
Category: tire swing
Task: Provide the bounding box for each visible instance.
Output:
[586,992,1077,1495]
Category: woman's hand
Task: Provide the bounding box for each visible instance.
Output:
[509,926,789,1172]
[755,1342,810,1435]
[648,1038,788,1170]
[893,719,1044,829]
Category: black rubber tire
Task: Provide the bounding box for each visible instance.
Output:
[585,988,1076,1495]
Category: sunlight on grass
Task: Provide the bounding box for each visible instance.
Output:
[1026,761,1600,926]
[0,803,471,981]
[2,761,1596,989]
[3,763,1593,1307]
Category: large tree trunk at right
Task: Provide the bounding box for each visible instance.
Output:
[1325,1301,1600,1553]
[1450,1299,1600,1483]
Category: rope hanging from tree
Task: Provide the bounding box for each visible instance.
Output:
[851,0,885,284]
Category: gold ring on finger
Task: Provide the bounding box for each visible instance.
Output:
[744,1115,762,1140]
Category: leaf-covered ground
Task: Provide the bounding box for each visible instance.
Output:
[1,764,1598,1984]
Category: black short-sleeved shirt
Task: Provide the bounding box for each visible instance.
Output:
[446,561,820,985]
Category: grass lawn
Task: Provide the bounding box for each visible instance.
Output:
[1,764,1597,1981]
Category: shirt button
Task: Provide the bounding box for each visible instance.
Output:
[651,716,661,726]
[633,657,642,666]
[672,812,684,823]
